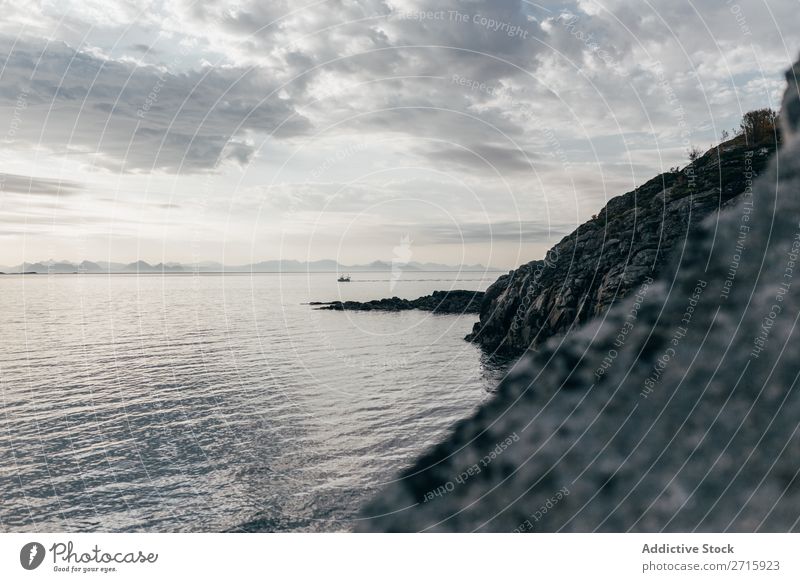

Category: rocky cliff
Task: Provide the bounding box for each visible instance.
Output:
[357,60,800,532]
[467,132,778,353]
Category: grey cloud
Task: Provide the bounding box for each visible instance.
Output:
[95,197,182,210]
[258,182,387,214]
[0,37,311,173]
[2,0,798,248]
[390,220,575,244]
[166,0,552,119]
[130,43,156,54]
[0,173,83,196]
[330,104,530,159]
[420,142,539,174]
[19,0,778,185]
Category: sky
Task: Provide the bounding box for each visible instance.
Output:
[0,0,796,269]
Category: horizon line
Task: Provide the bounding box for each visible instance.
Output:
[0,258,506,269]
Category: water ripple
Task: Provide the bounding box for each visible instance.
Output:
[0,273,507,531]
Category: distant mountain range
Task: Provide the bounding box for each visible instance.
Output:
[0,259,501,274]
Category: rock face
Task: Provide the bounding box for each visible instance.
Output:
[357,62,800,532]
[467,133,778,353]
[312,290,484,314]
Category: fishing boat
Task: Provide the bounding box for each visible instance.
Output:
[337,274,351,282]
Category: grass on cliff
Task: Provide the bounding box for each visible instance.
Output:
[588,108,781,230]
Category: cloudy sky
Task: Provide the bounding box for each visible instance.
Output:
[0,0,796,269]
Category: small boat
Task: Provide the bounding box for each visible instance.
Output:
[337,274,351,282]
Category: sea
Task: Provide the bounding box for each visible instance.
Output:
[0,271,513,532]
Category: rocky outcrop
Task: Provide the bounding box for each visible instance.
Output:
[357,61,800,532]
[311,290,484,314]
[467,132,779,353]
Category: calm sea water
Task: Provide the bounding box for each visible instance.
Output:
[0,272,511,532]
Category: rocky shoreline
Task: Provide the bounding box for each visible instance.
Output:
[311,289,484,314]
[356,62,799,532]
[466,130,779,353]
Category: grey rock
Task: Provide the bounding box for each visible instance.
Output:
[311,290,484,314]
[357,61,800,532]
[466,129,779,353]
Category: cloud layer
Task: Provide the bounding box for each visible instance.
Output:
[0,0,797,266]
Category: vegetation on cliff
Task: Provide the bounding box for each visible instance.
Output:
[467,111,780,353]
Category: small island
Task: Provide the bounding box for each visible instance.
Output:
[310,289,484,314]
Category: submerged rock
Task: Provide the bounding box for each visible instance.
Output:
[357,61,800,532]
[312,290,484,314]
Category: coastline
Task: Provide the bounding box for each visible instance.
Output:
[310,289,485,314]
